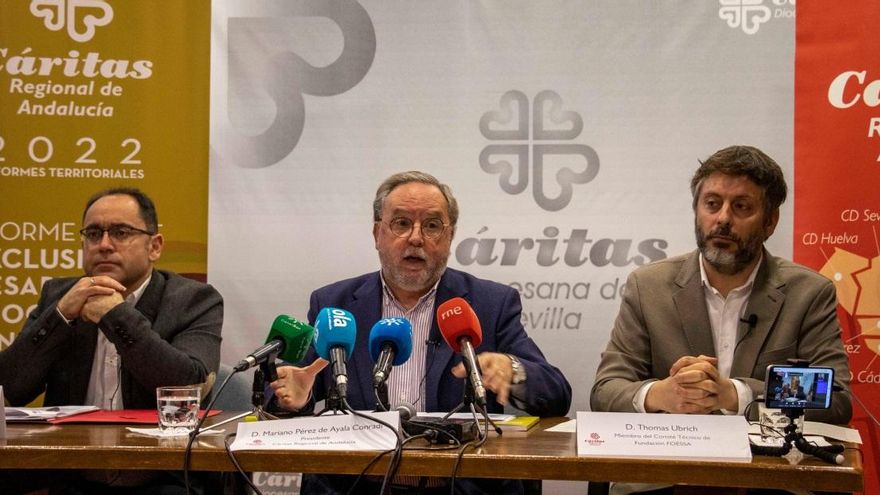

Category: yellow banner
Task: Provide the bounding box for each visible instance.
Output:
[0,0,210,349]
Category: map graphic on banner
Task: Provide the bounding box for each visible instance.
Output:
[0,1,210,359]
[795,2,880,493]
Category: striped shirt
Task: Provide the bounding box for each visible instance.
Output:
[381,274,439,413]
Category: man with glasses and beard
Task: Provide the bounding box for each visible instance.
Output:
[269,171,571,495]
[591,146,851,425]
[0,187,223,494]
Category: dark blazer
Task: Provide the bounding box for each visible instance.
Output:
[0,269,223,408]
[300,268,571,416]
[590,250,852,424]
[291,268,570,495]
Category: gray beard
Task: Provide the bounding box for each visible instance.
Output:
[696,225,763,276]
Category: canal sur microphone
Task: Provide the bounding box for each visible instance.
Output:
[436,297,487,407]
[234,315,315,372]
[369,317,413,387]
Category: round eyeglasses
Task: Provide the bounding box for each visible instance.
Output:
[381,217,449,240]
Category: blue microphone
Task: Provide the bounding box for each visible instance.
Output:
[369,317,413,387]
[313,307,357,396]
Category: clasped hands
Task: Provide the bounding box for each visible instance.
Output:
[270,351,517,412]
[645,354,739,414]
[56,275,126,324]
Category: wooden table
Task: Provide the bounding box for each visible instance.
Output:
[0,414,863,492]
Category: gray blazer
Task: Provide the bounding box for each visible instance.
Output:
[590,250,852,424]
[0,269,223,409]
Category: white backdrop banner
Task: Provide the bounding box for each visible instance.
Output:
[210,0,795,418]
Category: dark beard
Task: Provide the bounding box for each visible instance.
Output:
[695,222,763,275]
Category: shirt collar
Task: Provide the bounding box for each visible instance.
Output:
[379,271,440,312]
[126,273,152,304]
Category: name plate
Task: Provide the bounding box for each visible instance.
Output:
[576,411,751,462]
[230,411,399,451]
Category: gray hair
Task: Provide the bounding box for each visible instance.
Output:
[372,171,459,227]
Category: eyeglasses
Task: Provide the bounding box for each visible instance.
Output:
[381,216,449,240]
[79,224,155,244]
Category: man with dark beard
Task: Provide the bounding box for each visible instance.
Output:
[268,171,571,495]
[590,146,851,425]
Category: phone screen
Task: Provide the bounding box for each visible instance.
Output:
[764,365,834,409]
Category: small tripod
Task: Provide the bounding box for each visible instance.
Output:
[750,407,844,465]
[206,363,279,431]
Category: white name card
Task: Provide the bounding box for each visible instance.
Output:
[576,411,751,462]
[230,411,399,452]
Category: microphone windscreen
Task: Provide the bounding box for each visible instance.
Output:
[368,317,413,365]
[265,315,315,363]
[436,297,482,353]
[313,307,357,360]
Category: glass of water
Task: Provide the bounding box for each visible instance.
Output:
[156,385,201,434]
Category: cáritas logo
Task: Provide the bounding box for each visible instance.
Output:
[718,0,794,36]
[479,90,600,212]
[30,0,113,43]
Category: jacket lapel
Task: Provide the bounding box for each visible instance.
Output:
[731,255,785,377]
[425,270,462,411]
[350,274,385,408]
[672,252,716,358]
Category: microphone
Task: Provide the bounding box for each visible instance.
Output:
[394,401,416,421]
[234,315,315,372]
[740,314,758,328]
[369,317,413,387]
[436,297,487,407]
[313,307,357,397]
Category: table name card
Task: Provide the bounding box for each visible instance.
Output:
[576,411,751,462]
[230,411,399,451]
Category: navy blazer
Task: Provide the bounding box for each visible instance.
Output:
[300,268,571,416]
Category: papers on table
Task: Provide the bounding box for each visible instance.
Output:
[4,405,99,422]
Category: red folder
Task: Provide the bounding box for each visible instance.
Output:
[48,409,222,424]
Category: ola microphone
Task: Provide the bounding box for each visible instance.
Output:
[234,315,315,372]
[369,317,413,387]
[313,307,357,397]
[436,297,487,407]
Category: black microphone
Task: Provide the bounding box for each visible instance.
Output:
[740,314,758,328]
[394,401,416,421]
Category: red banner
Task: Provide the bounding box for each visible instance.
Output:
[795,2,880,493]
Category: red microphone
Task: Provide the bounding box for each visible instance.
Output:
[437,297,486,407]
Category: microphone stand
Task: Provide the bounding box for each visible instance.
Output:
[203,363,279,431]
[374,381,391,412]
[316,381,349,416]
[750,408,844,464]
[442,380,502,436]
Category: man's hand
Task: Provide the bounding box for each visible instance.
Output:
[81,292,125,323]
[645,355,738,413]
[57,276,126,321]
[452,352,514,405]
[270,359,328,411]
